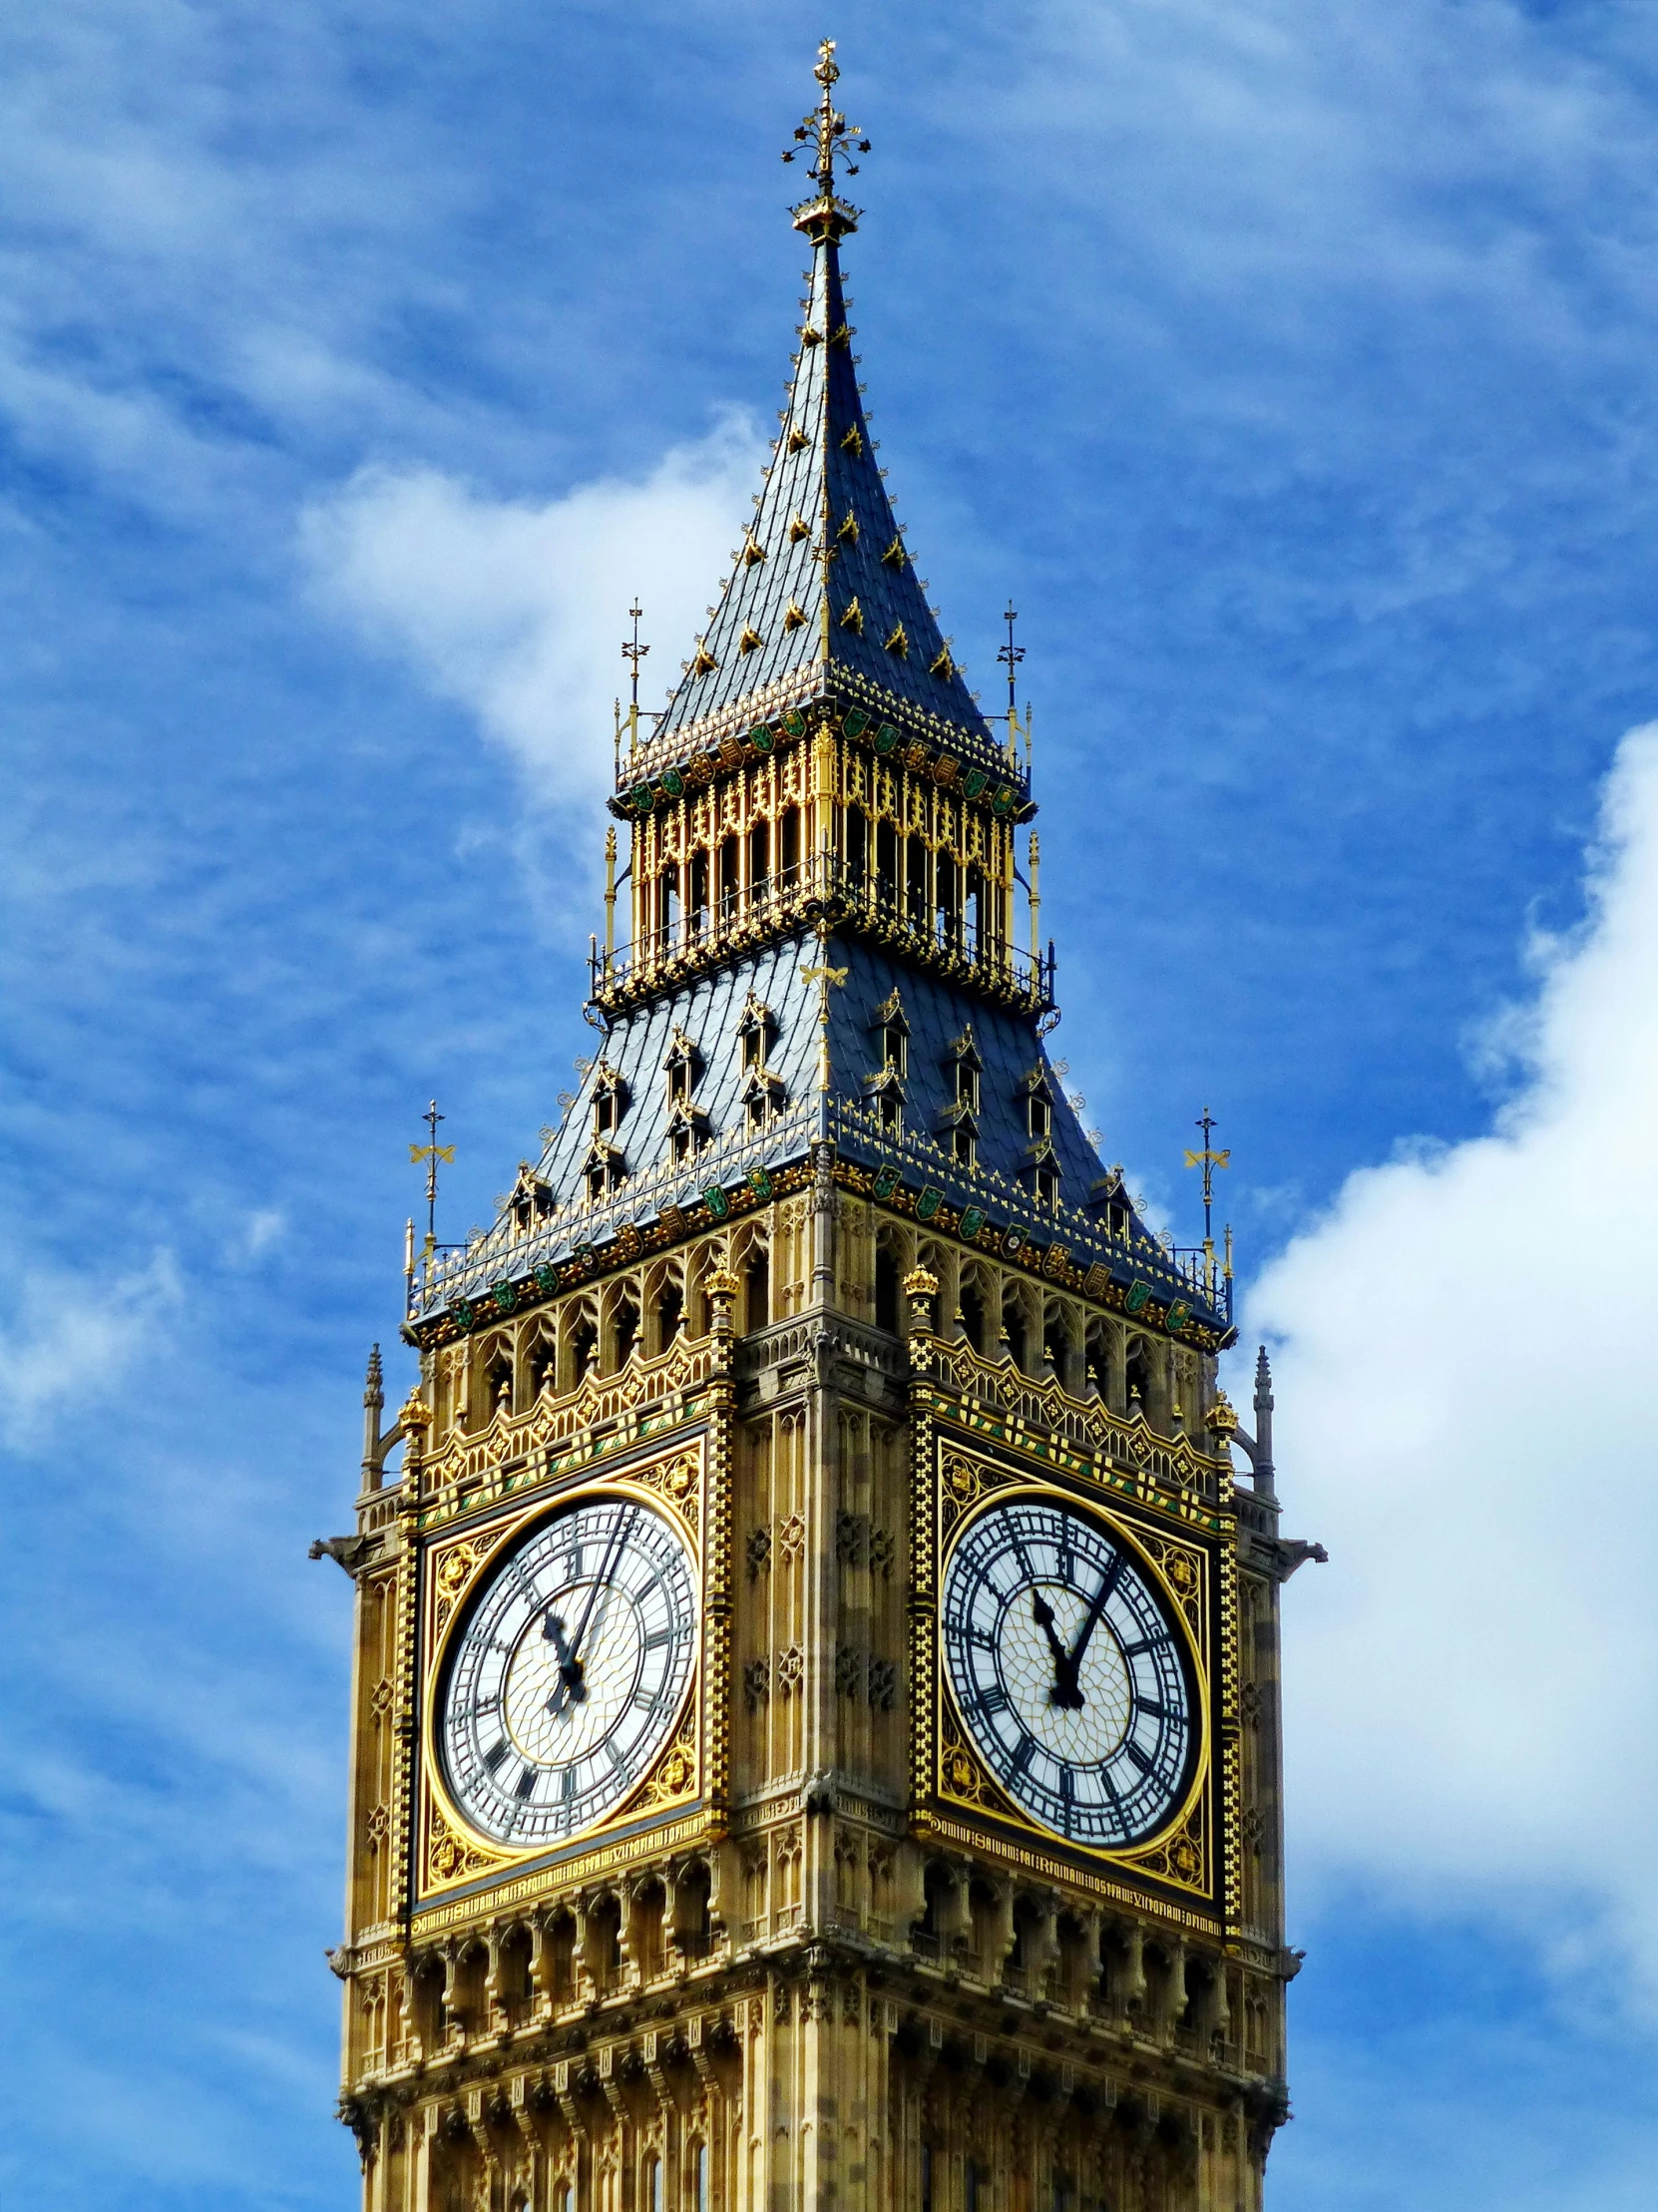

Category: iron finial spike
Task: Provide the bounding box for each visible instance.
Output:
[409,1099,455,1251]
[622,600,648,715]
[1183,1105,1231,1247]
[998,600,1025,733]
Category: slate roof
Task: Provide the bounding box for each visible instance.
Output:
[652,225,996,754]
[409,182,1226,1342]
[419,931,1226,1333]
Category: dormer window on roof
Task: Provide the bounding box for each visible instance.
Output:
[584,1139,625,1200]
[737,996,777,1071]
[1088,1168,1131,1242]
[743,1067,786,1129]
[593,1066,629,1138]
[666,1099,710,1165]
[872,990,908,1077]
[1019,1116,1062,1209]
[509,1162,554,1235]
[1022,1067,1054,1141]
[947,1027,982,1112]
[664,1032,703,1105]
[863,1061,905,1135]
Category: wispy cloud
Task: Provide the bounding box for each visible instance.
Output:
[0,1251,181,1450]
[1249,722,1658,1996]
[301,413,767,816]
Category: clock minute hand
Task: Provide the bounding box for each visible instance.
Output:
[1062,1554,1126,1700]
[566,1503,637,1673]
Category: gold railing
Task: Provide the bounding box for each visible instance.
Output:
[591,851,1053,1014]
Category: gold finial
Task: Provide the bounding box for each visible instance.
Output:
[409,1100,454,1263]
[782,39,871,238]
[1183,1106,1231,1254]
[622,600,647,757]
[801,922,848,1093]
[1206,1389,1239,1443]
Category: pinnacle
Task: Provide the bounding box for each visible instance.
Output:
[650,228,992,753]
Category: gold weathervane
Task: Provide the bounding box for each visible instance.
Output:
[1183,1106,1230,1252]
[801,927,848,1093]
[408,1098,455,1286]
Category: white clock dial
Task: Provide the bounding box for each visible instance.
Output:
[942,1495,1193,1849]
[438,1495,696,1848]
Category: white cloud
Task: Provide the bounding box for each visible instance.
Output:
[301,414,767,816]
[1248,723,1658,1994]
[238,1208,285,1262]
[0,1249,181,1449]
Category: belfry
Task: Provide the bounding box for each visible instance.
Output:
[320,43,1321,2212]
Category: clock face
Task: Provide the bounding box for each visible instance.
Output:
[942,1495,1194,1850]
[438,1494,696,1848]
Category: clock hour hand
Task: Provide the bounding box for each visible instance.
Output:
[1031,1588,1084,1709]
[542,1607,588,1710]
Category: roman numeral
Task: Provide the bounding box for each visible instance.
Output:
[515,1765,537,1801]
[1122,1633,1169,1659]
[484,1739,510,1773]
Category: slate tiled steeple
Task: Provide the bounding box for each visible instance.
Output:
[654,75,992,751]
[411,43,1234,1355]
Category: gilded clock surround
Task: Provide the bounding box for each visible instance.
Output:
[317,47,1322,2212]
[930,1467,1219,1906]
[418,1451,710,1903]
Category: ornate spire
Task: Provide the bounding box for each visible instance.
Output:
[648,43,995,755]
[782,37,869,244]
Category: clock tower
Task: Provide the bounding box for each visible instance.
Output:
[317,44,1323,2211]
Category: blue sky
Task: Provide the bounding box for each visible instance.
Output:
[2,2,1656,2204]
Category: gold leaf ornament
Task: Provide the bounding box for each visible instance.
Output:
[436,1545,474,1597]
[656,1745,695,1797]
[946,1456,979,1504]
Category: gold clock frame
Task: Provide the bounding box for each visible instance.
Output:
[414,1438,713,1905]
[915,1430,1236,1927]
